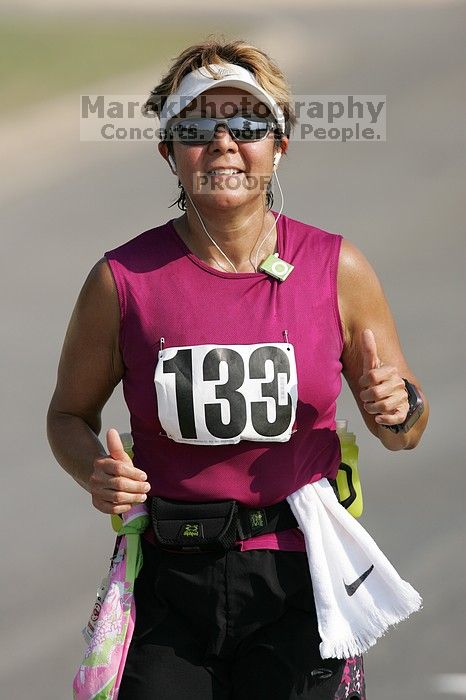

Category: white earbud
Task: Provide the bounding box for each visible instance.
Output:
[273,152,282,170]
[168,155,177,176]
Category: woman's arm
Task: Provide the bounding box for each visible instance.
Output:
[337,238,429,450]
[47,259,149,512]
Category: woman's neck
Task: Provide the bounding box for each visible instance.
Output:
[173,204,278,273]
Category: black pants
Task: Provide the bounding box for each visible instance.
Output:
[118,537,366,699]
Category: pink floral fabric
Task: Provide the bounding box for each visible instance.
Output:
[73,504,149,700]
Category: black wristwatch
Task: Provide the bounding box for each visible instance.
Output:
[381,379,425,434]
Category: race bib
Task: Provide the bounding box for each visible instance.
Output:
[154,343,298,445]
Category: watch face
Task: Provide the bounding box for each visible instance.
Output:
[384,380,424,433]
[401,401,424,432]
[401,380,424,432]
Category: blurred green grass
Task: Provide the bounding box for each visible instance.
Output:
[0,19,247,117]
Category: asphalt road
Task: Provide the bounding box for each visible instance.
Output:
[1,4,465,699]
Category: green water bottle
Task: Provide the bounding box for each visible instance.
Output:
[335,419,364,518]
[119,432,134,461]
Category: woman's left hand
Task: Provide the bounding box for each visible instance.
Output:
[358,329,409,427]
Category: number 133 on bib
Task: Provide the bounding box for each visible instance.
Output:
[154,343,298,445]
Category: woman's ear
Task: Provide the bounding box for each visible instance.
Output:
[273,134,289,169]
[278,135,289,157]
[158,141,169,159]
[158,142,177,175]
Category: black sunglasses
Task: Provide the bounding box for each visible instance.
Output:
[164,115,279,144]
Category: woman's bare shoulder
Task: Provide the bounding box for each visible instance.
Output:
[337,238,388,347]
[67,257,124,385]
[88,255,117,286]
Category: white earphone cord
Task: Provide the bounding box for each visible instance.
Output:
[253,168,284,271]
[183,166,284,274]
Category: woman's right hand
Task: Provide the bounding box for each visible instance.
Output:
[90,428,151,514]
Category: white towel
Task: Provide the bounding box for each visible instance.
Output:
[286,478,423,659]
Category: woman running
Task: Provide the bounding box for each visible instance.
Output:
[47,39,429,700]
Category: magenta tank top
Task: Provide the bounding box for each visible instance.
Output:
[104,210,344,552]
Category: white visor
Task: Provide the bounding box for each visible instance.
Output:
[158,63,286,135]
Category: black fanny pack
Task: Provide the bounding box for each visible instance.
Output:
[149,496,299,553]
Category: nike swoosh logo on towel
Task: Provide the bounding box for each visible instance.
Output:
[344,565,374,596]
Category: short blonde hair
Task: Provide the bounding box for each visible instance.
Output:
[143,36,297,138]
